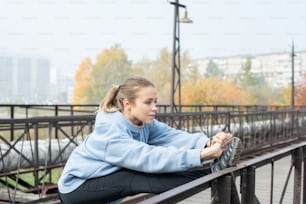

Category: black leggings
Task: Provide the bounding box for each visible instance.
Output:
[59,168,211,204]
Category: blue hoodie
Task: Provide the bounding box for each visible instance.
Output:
[58,111,209,194]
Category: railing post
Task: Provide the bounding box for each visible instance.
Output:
[291,110,295,139]
[10,105,14,141]
[241,166,258,204]
[33,123,40,191]
[270,161,274,204]
[26,105,29,118]
[303,146,306,203]
[55,105,59,139]
[293,147,302,204]
[70,105,74,138]
[227,111,231,132]
[211,175,231,204]
[230,174,241,204]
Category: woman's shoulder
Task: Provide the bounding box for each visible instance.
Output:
[96,110,121,117]
[95,111,123,124]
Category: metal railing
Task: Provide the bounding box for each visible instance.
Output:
[0,104,297,119]
[1,109,306,203]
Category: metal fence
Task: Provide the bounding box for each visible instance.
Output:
[0,104,295,119]
[1,109,306,203]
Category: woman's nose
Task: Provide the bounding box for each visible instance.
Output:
[152,104,157,111]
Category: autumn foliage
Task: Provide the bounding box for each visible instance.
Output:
[182,77,253,105]
[296,74,306,106]
[73,44,293,106]
[73,44,132,104]
[73,58,92,104]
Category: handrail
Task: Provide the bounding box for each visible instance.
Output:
[1,109,306,203]
[0,104,300,119]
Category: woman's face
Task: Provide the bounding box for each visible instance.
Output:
[123,86,158,126]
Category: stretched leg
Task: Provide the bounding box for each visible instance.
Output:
[59,168,211,204]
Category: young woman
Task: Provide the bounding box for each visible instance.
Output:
[58,76,240,204]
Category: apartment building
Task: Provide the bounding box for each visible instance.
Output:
[0,54,50,103]
[194,51,306,88]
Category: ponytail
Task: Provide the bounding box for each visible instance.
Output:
[99,85,123,112]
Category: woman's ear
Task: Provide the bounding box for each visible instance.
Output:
[122,98,131,110]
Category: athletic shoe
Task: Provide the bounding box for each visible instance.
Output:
[211,137,241,172]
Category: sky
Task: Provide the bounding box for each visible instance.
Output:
[1,0,306,74]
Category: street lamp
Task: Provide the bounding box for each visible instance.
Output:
[291,41,295,110]
[180,9,193,23]
[290,41,296,138]
[169,0,192,113]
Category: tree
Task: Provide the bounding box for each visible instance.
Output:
[89,44,132,103]
[137,48,172,104]
[205,60,224,79]
[295,74,306,106]
[267,86,289,106]
[235,58,256,87]
[181,77,253,105]
[72,44,132,104]
[234,57,271,104]
[184,63,201,84]
[181,51,200,83]
[73,58,93,104]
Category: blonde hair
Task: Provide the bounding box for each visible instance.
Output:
[100,76,155,112]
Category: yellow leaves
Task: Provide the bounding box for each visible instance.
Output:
[71,45,293,106]
[273,85,291,106]
[72,44,132,104]
[182,77,253,105]
[95,44,129,67]
[295,74,306,106]
[72,58,93,104]
[75,58,92,81]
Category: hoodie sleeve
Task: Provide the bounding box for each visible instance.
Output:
[148,119,209,150]
[103,133,203,173]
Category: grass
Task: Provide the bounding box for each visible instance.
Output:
[0,168,63,190]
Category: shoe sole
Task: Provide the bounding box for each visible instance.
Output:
[211,137,242,172]
[227,137,241,166]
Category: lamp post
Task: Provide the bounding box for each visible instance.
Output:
[169,0,192,113]
[290,41,296,138]
[291,41,295,110]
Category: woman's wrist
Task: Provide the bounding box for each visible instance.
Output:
[205,138,212,148]
[201,143,222,160]
[200,146,214,160]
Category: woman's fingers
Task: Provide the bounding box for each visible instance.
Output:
[211,137,222,145]
[213,132,233,148]
[224,133,233,145]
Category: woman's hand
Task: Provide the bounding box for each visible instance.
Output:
[201,132,234,160]
[200,142,223,160]
[210,132,233,150]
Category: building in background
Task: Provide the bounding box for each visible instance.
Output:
[194,51,306,88]
[2,51,306,104]
[0,54,51,104]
